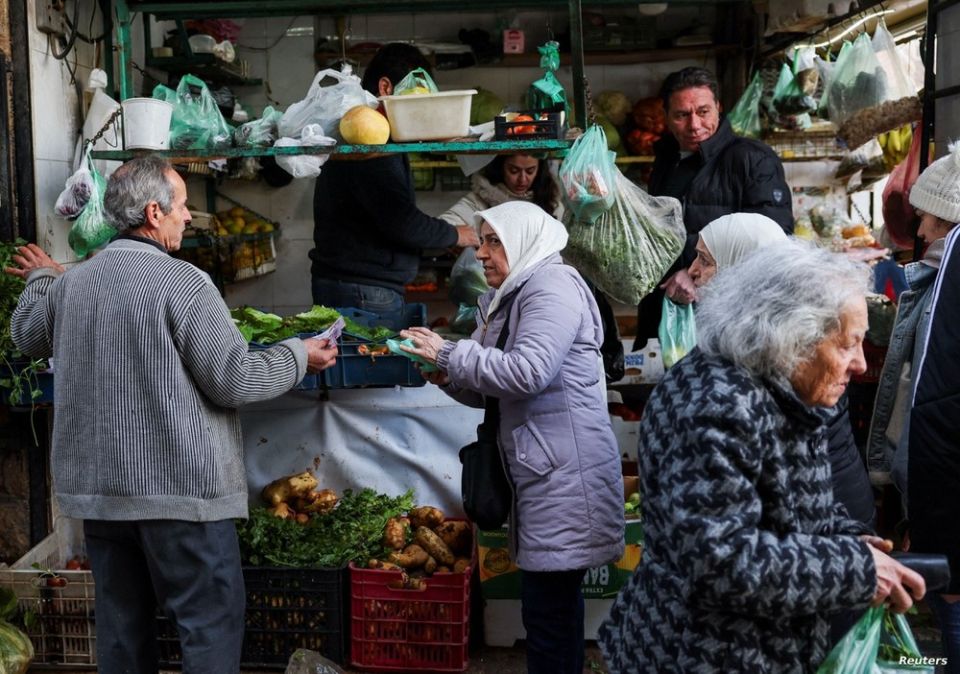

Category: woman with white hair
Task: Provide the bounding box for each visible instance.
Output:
[598,240,925,673]
[400,200,624,674]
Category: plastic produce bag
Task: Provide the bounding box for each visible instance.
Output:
[881,126,924,249]
[394,67,438,95]
[67,155,114,257]
[772,62,817,115]
[278,65,377,140]
[55,147,100,220]
[234,106,283,147]
[816,606,933,673]
[273,124,337,179]
[560,124,618,224]
[659,297,697,368]
[447,247,489,306]
[154,75,233,150]
[728,71,764,139]
[385,338,438,372]
[563,169,684,304]
[450,303,479,335]
[527,41,568,114]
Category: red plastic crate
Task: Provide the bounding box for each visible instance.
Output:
[348,559,472,672]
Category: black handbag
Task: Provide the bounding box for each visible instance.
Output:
[458,298,516,531]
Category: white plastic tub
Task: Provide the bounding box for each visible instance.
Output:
[379,89,477,142]
[121,97,173,150]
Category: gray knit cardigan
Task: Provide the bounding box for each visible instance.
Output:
[11,239,307,522]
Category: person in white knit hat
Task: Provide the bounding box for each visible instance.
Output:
[876,141,960,672]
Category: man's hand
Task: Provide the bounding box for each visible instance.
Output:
[869,545,926,613]
[303,338,338,373]
[661,268,697,304]
[5,243,66,278]
[455,225,480,248]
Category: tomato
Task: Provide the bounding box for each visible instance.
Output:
[46,576,67,588]
[507,114,537,136]
[65,559,83,570]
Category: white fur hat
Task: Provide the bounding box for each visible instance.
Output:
[909,142,960,224]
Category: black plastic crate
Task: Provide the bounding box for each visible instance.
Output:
[158,566,348,670]
[494,111,565,140]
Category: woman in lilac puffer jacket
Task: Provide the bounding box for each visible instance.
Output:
[401,200,624,674]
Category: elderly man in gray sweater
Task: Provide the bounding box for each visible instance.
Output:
[7,156,337,673]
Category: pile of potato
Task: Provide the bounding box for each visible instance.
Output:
[261,471,338,524]
[367,506,473,589]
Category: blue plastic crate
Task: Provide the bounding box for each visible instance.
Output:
[0,366,54,407]
[249,336,320,391]
[325,304,427,389]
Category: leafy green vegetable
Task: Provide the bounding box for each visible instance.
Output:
[236,488,415,568]
[231,305,399,344]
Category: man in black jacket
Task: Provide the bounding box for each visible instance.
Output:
[635,67,793,342]
[311,44,479,313]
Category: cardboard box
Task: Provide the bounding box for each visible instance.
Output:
[613,338,664,386]
[477,518,643,601]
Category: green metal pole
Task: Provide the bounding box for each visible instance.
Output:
[115,0,133,100]
[569,0,586,129]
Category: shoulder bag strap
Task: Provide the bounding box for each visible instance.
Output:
[478,293,518,439]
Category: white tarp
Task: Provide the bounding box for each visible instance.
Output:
[241,385,484,515]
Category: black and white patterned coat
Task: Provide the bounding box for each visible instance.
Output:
[598,348,876,673]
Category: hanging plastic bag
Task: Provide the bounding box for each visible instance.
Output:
[234,106,283,147]
[394,67,438,95]
[791,46,820,97]
[273,124,337,179]
[881,125,924,250]
[563,169,684,304]
[560,124,618,224]
[659,297,697,368]
[772,62,817,116]
[68,156,114,257]
[278,65,378,140]
[448,247,489,306]
[728,72,764,139]
[835,137,885,180]
[816,606,933,673]
[154,75,233,150]
[55,147,100,220]
[527,42,568,114]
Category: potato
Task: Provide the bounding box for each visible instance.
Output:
[414,526,455,565]
[295,513,310,525]
[367,559,401,571]
[424,555,437,575]
[453,557,471,574]
[409,506,444,530]
[261,471,318,506]
[269,502,296,519]
[434,521,472,556]
[299,489,338,514]
[388,573,425,590]
[388,543,429,569]
[382,517,410,550]
[434,565,451,574]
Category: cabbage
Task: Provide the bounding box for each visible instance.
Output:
[0,621,32,674]
[595,90,631,127]
[470,87,505,126]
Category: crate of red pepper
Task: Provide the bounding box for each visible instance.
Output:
[494,110,565,140]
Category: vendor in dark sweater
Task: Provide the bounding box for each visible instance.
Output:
[311,44,480,313]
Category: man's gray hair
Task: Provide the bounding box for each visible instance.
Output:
[103,156,177,234]
[696,239,873,380]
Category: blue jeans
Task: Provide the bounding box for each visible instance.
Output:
[311,278,403,314]
[521,569,587,674]
[84,519,244,674]
[929,594,960,673]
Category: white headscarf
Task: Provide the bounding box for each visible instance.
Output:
[699,213,789,272]
[473,201,569,319]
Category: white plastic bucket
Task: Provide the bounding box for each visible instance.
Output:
[121,98,173,150]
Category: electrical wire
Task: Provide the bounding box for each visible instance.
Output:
[64,0,105,44]
[49,0,80,60]
[236,16,300,51]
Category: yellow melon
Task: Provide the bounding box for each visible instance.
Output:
[339,106,390,145]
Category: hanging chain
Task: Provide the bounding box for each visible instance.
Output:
[583,76,598,126]
[84,106,123,149]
